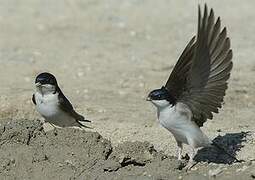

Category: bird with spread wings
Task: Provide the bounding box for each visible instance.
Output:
[147,4,234,169]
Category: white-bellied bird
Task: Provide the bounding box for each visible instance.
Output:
[32,72,90,129]
[147,4,234,169]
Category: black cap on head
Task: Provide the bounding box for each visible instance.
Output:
[148,86,176,104]
[35,72,57,85]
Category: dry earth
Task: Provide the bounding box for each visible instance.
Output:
[0,0,255,179]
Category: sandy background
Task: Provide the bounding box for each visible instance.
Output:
[0,0,255,179]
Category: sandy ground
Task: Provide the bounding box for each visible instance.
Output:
[0,0,255,179]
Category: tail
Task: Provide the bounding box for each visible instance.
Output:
[212,142,243,163]
[78,118,91,123]
[75,113,91,123]
[73,112,92,129]
[76,120,93,129]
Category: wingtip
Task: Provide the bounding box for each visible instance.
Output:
[204,3,207,9]
[222,27,227,34]
[79,122,93,129]
[204,3,208,17]
[216,16,221,25]
[198,4,202,31]
[209,7,214,17]
[198,4,201,17]
[228,49,233,59]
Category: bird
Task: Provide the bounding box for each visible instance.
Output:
[147,4,235,169]
[32,72,91,130]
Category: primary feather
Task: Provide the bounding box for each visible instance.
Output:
[165,4,232,127]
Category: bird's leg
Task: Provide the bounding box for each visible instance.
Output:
[177,141,183,161]
[184,147,197,170]
[176,141,185,170]
[42,122,55,132]
[48,122,58,135]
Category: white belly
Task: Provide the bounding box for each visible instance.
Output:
[158,103,211,148]
[35,92,59,118]
[34,92,78,127]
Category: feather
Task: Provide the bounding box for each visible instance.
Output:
[165,5,232,127]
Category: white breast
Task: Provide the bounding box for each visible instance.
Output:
[34,92,82,128]
[35,92,60,118]
[157,102,211,148]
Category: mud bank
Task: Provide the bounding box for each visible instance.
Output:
[0,119,254,180]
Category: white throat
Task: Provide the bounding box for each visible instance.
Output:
[151,100,211,147]
[36,84,56,96]
[150,99,172,119]
[151,99,171,108]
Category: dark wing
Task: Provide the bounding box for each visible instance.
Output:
[166,4,232,127]
[58,88,91,125]
[165,36,196,99]
[32,94,36,105]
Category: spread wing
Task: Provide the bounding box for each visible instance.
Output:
[57,88,91,125]
[165,4,232,127]
[165,36,196,99]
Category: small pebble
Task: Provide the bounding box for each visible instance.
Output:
[145,34,151,40]
[98,109,106,113]
[138,75,144,79]
[142,171,147,176]
[57,163,64,167]
[118,90,127,95]
[139,82,144,87]
[37,24,46,31]
[65,159,73,165]
[77,72,84,77]
[208,166,224,177]
[236,165,248,172]
[117,22,126,29]
[130,31,137,37]
[33,51,42,56]
[24,77,31,82]
[191,166,198,171]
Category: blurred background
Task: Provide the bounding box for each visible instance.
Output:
[0,0,254,159]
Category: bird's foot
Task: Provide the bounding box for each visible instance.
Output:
[183,161,197,171]
[177,160,185,170]
[53,128,58,136]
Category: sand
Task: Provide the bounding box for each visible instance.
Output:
[0,119,254,180]
[0,0,255,179]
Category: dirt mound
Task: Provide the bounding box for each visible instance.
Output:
[0,119,254,180]
[0,119,112,179]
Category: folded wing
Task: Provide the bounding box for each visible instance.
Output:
[58,88,91,126]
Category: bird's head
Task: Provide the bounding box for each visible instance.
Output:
[147,86,176,108]
[35,72,58,94]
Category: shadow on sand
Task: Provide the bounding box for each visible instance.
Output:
[195,131,251,164]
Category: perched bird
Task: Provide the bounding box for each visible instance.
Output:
[32,72,90,129]
[147,4,234,169]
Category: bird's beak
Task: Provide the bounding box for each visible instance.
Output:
[146,96,151,101]
[35,82,41,87]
